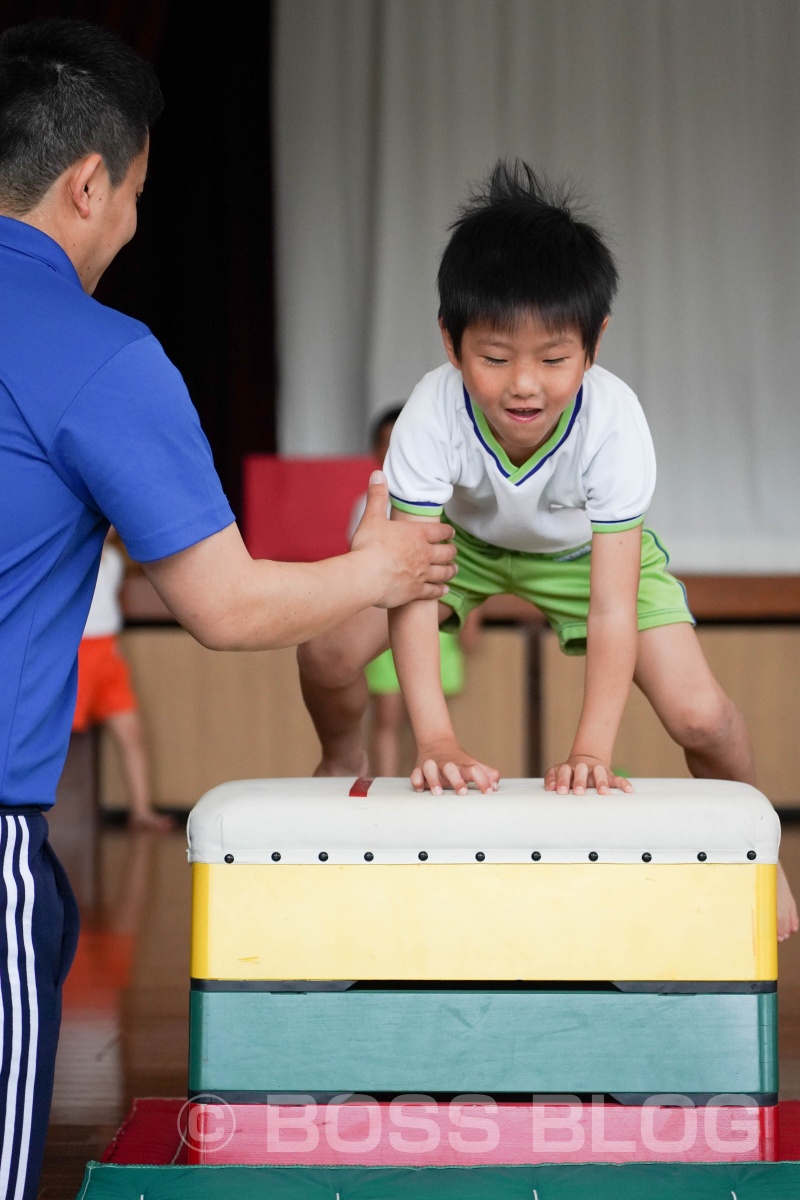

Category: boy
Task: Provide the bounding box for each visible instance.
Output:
[73,532,174,831]
[298,160,797,940]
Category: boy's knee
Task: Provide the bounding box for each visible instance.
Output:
[671,690,739,751]
[297,638,362,690]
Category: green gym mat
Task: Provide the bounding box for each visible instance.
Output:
[189,987,777,1097]
[76,1160,800,1198]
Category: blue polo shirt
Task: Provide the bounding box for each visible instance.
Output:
[0,217,235,808]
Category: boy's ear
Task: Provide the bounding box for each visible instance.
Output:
[587,316,610,366]
[438,318,460,368]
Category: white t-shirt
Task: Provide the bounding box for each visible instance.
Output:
[83,544,125,638]
[384,362,656,555]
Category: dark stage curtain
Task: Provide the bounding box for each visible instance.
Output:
[1,1,277,518]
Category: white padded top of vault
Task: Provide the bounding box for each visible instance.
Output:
[186,777,780,865]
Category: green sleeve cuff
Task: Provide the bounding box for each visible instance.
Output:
[389,496,444,517]
[590,515,645,534]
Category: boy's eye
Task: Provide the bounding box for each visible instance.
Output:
[483,356,507,365]
[543,357,567,365]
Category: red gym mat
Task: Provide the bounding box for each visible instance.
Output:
[101,1098,187,1165]
[102,1099,800,1167]
[780,1100,800,1159]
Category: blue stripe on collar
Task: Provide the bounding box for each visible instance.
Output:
[463,389,509,477]
[463,385,583,485]
[516,386,583,484]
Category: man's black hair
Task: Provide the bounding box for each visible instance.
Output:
[0,18,163,214]
[437,159,618,359]
[370,404,404,453]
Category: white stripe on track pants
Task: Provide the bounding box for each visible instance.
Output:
[0,812,79,1200]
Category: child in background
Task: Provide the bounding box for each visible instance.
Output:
[349,407,479,776]
[72,532,174,831]
[299,159,798,939]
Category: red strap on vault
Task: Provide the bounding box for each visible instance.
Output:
[349,777,374,797]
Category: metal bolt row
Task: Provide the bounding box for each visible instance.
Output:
[221,848,759,864]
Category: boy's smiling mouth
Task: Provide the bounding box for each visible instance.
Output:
[505,406,543,423]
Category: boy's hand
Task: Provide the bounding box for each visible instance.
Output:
[351,471,457,607]
[412,739,500,796]
[545,754,634,797]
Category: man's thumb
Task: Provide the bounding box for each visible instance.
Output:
[365,470,389,515]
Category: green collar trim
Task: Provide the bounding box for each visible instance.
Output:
[465,387,582,484]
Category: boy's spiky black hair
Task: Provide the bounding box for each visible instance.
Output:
[437,159,618,358]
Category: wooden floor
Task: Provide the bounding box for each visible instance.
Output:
[37,804,800,1197]
[40,818,191,1197]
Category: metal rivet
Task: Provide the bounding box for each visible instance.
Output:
[271,852,281,862]
[224,853,234,864]
[747,850,757,861]
[364,852,374,862]
[318,851,329,862]
[418,851,428,861]
[475,852,485,862]
[588,851,599,862]
[642,852,652,863]
[531,851,541,862]
[697,852,707,862]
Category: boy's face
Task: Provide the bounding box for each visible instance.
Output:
[441,313,604,466]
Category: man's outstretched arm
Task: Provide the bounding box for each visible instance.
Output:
[142,473,456,651]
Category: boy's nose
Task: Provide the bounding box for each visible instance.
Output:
[510,370,541,399]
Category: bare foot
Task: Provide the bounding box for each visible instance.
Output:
[778,860,799,942]
[313,751,370,779]
[129,810,177,833]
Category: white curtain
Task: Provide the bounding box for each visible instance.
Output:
[274,0,800,572]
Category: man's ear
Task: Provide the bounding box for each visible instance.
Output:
[66,154,105,219]
[438,317,460,368]
[587,316,610,366]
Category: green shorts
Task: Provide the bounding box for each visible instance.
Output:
[440,524,694,656]
[365,631,465,695]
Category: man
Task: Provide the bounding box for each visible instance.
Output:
[0,19,455,1197]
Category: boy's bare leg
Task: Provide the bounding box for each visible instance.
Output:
[370,692,406,777]
[298,607,390,776]
[105,709,175,831]
[633,623,799,941]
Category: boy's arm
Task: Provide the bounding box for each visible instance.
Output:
[389,511,499,796]
[545,525,642,796]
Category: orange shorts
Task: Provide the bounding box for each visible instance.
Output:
[72,635,137,732]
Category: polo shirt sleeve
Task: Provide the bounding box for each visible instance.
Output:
[582,390,656,534]
[48,334,235,561]
[383,381,456,518]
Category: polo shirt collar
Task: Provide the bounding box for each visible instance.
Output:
[0,214,82,289]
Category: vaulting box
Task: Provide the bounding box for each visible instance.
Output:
[187,777,778,983]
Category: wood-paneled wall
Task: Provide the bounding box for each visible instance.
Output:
[100,622,800,811]
[541,626,800,805]
[100,626,532,810]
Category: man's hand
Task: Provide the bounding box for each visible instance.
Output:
[544,754,634,796]
[143,475,454,652]
[411,738,500,796]
[351,471,456,607]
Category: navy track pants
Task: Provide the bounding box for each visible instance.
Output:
[0,812,79,1200]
